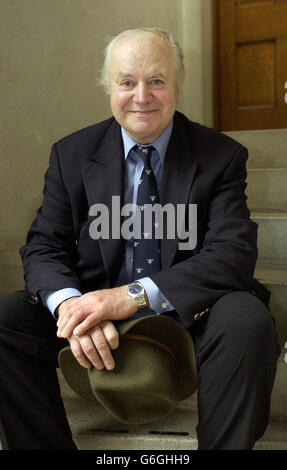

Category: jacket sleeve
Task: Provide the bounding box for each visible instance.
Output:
[150,146,258,328]
[20,143,82,297]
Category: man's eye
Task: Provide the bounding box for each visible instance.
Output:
[121,81,132,87]
[151,79,164,86]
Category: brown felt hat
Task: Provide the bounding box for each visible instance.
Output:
[58,315,197,425]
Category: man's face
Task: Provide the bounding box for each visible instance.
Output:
[108,32,179,144]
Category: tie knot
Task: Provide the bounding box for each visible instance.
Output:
[136,145,154,167]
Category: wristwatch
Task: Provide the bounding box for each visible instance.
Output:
[127,282,149,311]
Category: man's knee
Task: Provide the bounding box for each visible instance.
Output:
[210,290,279,358]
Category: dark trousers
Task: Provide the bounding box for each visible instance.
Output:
[0,289,280,450]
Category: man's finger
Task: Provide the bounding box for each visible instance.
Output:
[100,320,119,350]
[77,333,105,370]
[57,310,82,338]
[56,296,81,329]
[69,335,92,369]
[89,325,116,370]
[57,294,104,338]
[72,311,102,336]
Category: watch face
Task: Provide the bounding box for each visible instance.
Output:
[129,283,143,295]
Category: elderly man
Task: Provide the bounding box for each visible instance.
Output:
[0,28,280,450]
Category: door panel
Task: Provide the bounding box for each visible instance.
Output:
[217,0,287,130]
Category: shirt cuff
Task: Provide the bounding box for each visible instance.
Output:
[138,277,174,314]
[43,288,82,318]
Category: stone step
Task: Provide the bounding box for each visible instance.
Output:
[57,368,287,451]
[224,129,287,169]
[251,212,287,266]
[73,419,287,451]
[73,401,198,451]
[247,169,287,212]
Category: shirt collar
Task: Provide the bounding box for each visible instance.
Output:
[121,119,173,164]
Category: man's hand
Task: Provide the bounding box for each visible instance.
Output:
[56,285,138,339]
[68,320,119,370]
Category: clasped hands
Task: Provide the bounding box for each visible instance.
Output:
[56,285,139,371]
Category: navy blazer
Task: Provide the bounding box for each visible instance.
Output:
[20,111,260,327]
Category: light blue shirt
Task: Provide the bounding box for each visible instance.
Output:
[43,121,175,317]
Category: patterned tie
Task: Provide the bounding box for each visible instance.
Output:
[132,146,161,280]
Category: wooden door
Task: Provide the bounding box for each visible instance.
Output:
[216,0,287,130]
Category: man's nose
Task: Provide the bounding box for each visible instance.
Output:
[134,83,152,104]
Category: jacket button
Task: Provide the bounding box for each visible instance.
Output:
[29,294,39,304]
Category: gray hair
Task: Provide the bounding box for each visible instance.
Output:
[99,27,185,94]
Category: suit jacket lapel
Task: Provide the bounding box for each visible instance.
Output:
[159,115,198,269]
[81,120,125,286]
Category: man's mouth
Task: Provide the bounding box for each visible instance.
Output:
[129,110,158,115]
